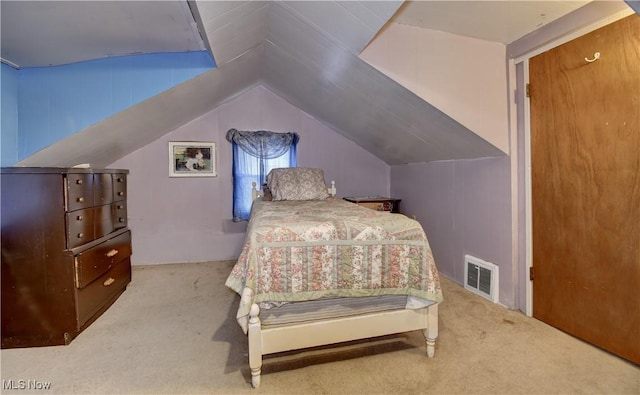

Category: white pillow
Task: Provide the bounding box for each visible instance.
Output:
[267,168,330,201]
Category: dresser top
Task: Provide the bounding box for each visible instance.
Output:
[1,167,128,175]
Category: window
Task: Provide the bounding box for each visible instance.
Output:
[226,129,298,221]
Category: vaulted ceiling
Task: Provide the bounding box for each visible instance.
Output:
[198,1,509,165]
[5,1,621,167]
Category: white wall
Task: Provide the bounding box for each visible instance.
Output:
[360,23,509,154]
[109,85,390,265]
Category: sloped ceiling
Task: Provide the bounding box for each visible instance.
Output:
[195,1,503,165]
[0,1,206,68]
[260,2,502,164]
[14,1,603,167]
[392,1,591,44]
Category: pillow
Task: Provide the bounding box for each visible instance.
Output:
[267,168,330,201]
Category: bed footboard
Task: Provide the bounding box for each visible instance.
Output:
[247,302,439,388]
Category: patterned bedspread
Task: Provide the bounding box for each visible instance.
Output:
[225,198,444,332]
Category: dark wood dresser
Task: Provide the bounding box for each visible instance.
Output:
[1,167,132,348]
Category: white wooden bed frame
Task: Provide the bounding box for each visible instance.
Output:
[246,180,439,388]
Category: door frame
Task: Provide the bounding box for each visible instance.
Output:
[511,8,634,317]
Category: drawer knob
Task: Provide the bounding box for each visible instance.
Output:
[77,215,83,221]
[77,232,84,238]
[117,177,123,182]
[106,249,119,258]
[117,205,124,209]
[76,179,83,185]
[117,192,124,196]
[77,197,84,203]
[103,277,116,287]
[118,217,125,223]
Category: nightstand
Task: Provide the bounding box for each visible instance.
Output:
[343,197,401,213]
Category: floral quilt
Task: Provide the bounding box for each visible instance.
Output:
[225,198,444,333]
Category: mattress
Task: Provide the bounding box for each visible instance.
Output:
[260,295,436,328]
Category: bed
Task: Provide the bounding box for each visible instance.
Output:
[225,168,443,388]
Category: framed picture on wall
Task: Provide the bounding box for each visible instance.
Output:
[168,141,217,177]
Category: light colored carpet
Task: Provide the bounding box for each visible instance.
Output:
[1,261,638,394]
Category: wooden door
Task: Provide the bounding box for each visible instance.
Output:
[530,14,640,364]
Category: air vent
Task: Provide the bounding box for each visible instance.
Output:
[464,255,499,303]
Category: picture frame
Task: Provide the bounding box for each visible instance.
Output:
[168,141,217,177]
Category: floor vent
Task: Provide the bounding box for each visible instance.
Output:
[464,255,499,303]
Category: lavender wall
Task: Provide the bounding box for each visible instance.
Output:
[109,85,390,265]
[361,21,515,309]
[391,157,513,307]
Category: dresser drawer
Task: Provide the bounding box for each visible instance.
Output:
[94,204,115,240]
[113,173,127,201]
[75,231,132,288]
[113,202,128,230]
[66,174,94,211]
[92,202,128,240]
[358,202,389,211]
[66,208,96,249]
[76,258,131,327]
[94,173,114,206]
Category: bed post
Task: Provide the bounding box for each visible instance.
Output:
[328,180,336,197]
[423,304,439,358]
[248,303,263,388]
